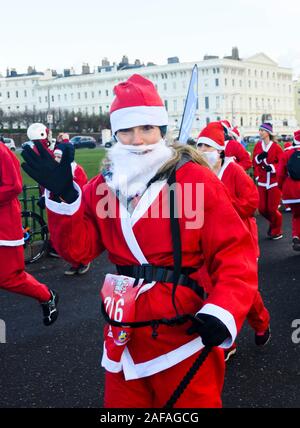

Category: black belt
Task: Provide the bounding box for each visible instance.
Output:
[116,264,205,300]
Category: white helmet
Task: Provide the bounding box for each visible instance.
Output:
[27,123,49,141]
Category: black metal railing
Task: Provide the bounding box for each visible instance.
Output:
[19,185,45,219]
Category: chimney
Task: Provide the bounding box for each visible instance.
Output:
[64,69,71,77]
[27,66,34,75]
[134,59,141,66]
[167,57,179,64]
[231,47,240,60]
[82,63,90,74]
[102,58,110,67]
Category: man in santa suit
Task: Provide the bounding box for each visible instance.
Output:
[277,130,300,251]
[221,121,252,171]
[0,141,59,326]
[53,145,90,275]
[197,122,270,361]
[21,74,257,408]
[253,122,283,240]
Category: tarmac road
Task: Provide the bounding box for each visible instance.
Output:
[1,212,300,408]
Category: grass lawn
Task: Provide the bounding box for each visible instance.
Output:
[17,147,107,187]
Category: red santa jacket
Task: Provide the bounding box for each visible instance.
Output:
[277,146,300,204]
[0,143,24,246]
[253,140,283,189]
[219,158,259,257]
[45,161,257,379]
[225,139,252,171]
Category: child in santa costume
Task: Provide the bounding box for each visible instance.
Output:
[197,122,270,360]
[53,145,90,275]
[253,122,283,240]
[0,141,58,326]
[221,121,252,171]
[22,74,257,408]
[277,130,300,251]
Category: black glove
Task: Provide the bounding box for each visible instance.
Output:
[257,151,268,162]
[187,313,230,347]
[263,165,272,172]
[21,141,78,204]
[37,196,46,210]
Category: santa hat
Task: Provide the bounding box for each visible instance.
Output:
[294,130,300,145]
[230,126,241,142]
[259,122,274,136]
[220,120,232,131]
[110,74,168,135]
[197,122,225,150]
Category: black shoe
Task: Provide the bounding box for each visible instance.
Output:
[292,237,300,251]
[77,263,91,275]
[269,234,283,241]
[48,247,60,258]
[64,266,79,276]
[255,327,271,346]
[41,289,59,326]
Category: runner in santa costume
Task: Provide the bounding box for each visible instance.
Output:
[53,145,90,275]
[277,130,300,251]
[221,121,252,171]
[21,74,257,408]
[0,141,58,326]
[197,123,270,360]
[253,122,283,240]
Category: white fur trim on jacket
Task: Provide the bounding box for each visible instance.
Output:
[45,182,82,216]
[197,303,237,348]
[110,106,168,135]
[0,238,24,247]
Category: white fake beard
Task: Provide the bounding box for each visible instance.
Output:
[107,139,173,199]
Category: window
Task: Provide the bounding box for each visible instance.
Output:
[206,117,210,125]
[51,96,54,102]
[106,90,109,96]
[215,78,219,87]
[205,96,209,110]
[239,80,242,87]
[99,106,103,114]
[283,119,288,126]
[216,96,220,109]
[85,92,88,99]
[225,78,227,86]
[24,90,27,97]
[39,96,42,103]
[7,91,10,98]
[91,91,95,98]
[240,117,244,126]
[78,93,81,100]
[164,100,168,111]
[64,94,67,101]
[232,79,235,87]
[163,83,167,91]
[248,80,251,88]
[16,91,18,98]
[173,99,177,112]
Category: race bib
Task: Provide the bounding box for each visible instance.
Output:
[100,274,142,346]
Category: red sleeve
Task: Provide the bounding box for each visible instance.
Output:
[46,177,105,266]
[252,143,261,180]
[231,165,259,218]
[74,164,88,190]
[198,172,258,335]
[0,145,23,205]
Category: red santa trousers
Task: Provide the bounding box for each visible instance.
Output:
[258,186,282,236]
[246,291,270,333]
[290,204,300,238]
[104,347,224,408]
[0,246,51,302]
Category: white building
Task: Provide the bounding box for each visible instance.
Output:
[0,50,296,136]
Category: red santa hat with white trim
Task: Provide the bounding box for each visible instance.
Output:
[230,126,241,142]
[197,121,225,150]
[293,130,300,145]
[110,74,168,135]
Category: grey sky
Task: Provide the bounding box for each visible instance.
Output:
[2,0,300,77]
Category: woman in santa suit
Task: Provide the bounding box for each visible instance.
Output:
[277,130,300,251]
[22,74,258,408]
[0,141,58,326]
[197,122,270,360]
[253,122,283,240]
